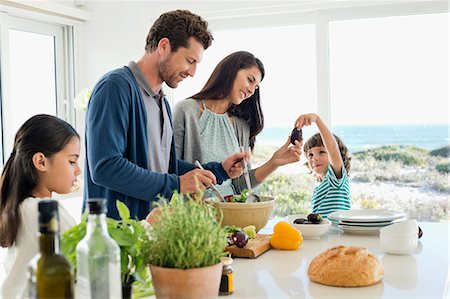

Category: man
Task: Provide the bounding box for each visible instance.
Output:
[84,10,246,219]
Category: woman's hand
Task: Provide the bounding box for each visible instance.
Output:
[270,136,302,167]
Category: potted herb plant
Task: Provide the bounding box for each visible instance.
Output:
[142,192,228,299]
[61,200,153,299]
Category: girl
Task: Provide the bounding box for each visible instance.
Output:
[295,113,351,217]
[173,51,301,197]
[0,114,80,298]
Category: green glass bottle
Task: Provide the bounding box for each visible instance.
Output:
[28,200,74,298]
[76,198,122,298]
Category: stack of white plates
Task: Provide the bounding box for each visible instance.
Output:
[328,209,407,235]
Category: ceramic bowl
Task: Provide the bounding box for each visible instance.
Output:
[380,234,418,255]
[205,196,276,232]
[286,214,331,239]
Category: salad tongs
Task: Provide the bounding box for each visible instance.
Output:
[194,160,226,202]
[239,147,259,203]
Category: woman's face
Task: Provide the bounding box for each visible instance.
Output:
[228,65,262,105]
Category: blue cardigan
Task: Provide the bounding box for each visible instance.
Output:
[84,66,228,220]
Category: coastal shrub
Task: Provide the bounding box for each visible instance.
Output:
[430,146,450,158]
[436,162,450,174]
[353,145,427,166]
[352,194,380,209]
[271,191,312,217]
[253,145,278,164]
[255,173,314,217]
[254,144,448,222]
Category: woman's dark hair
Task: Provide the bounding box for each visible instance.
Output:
[303,133,351,178]
[0,114,79,247]
[145,9,213,52]
[191,51,265,151]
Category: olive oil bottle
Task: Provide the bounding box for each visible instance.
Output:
[28,200,74,298]
[76,198,122,298]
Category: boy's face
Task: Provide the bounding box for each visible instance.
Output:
[306,146,328,177]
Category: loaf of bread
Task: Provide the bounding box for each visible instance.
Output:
[308,245,384,287]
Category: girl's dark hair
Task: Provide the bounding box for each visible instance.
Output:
[0,114,79,247]
[145,9,213,52]
[191,51,265,151]
[303,133,351,176]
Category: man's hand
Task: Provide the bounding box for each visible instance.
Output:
[222,151,249,179]
[145,207,162,225]
[179,169,217,194]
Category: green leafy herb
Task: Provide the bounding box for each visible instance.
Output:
[61,200,153,297]
[141,192,228,269]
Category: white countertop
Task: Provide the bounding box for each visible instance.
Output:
[228,221,449,299]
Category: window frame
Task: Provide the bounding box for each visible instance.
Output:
[0,11,77,166]
[313,1,448,126]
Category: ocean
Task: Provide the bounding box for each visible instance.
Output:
[257,124,449,153]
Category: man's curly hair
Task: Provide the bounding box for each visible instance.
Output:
[145,10,213,52]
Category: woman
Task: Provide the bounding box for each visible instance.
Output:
[173,51,301,197]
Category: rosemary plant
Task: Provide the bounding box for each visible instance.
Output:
[142,193,228,269]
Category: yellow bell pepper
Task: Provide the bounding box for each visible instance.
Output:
[270,221,303,250]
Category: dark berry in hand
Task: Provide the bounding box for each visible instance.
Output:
[307,213,322,224]
[290,128,303,145]
[293,218,307,224]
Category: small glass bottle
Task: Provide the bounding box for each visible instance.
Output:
[219,256,234,295]
[28,199,74,299]
[76,198,122,298]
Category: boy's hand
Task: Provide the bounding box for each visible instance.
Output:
[295,113,320,129]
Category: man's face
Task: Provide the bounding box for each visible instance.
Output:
[159,37,204,88]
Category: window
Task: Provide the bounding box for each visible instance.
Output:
[329,13,449,221]
[0,15,73,165]
[171,25,318,217]
[172,24,318,144]
[176,12,449,222]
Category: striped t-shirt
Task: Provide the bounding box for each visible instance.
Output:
[311,164,351,218]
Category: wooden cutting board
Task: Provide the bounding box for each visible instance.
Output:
[225,234,272,258]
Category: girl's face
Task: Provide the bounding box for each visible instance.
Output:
[306,146,329,177]
[39,136,81,197]
[228,65,262,105]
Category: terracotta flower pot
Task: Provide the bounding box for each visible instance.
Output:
[150,262,222,299]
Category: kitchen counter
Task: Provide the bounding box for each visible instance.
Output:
[142,221,448,299]
[228,222,449,298]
